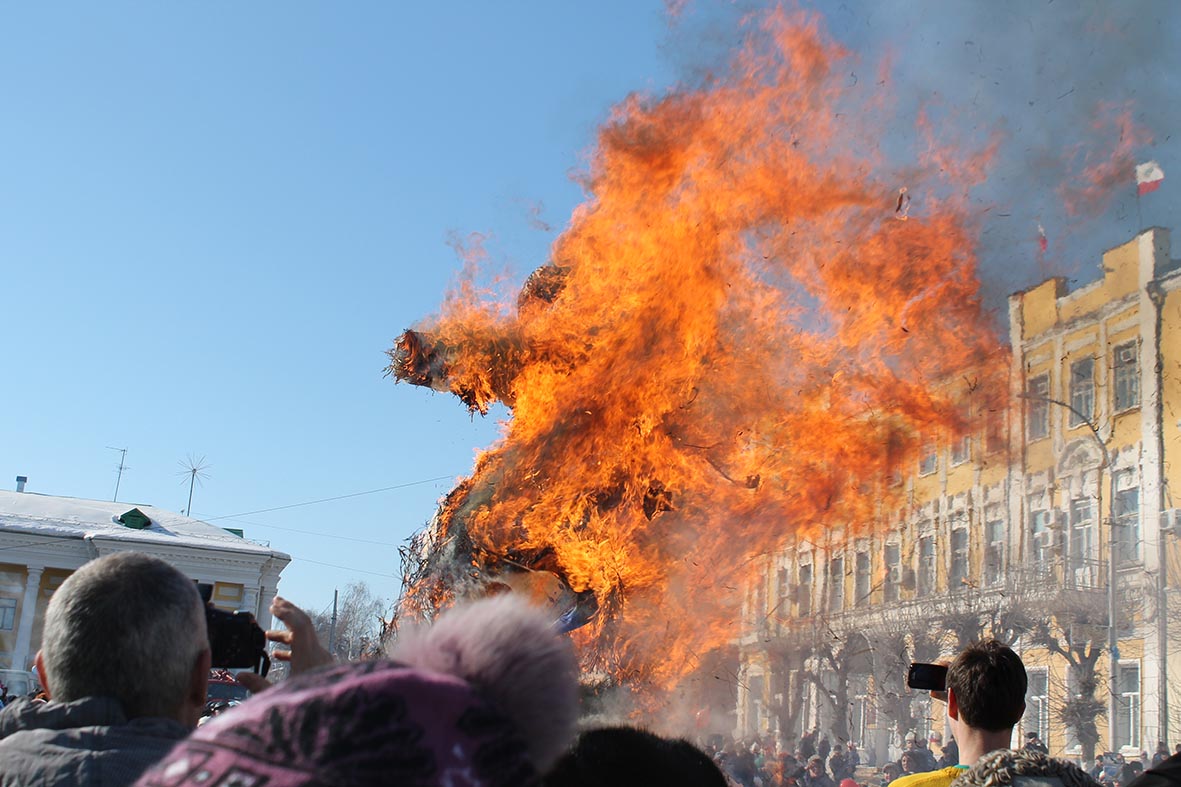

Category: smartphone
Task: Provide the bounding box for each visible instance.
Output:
[907,662,948,691]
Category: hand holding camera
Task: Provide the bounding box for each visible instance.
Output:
[234,595,334,694]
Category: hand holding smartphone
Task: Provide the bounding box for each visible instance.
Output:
[907,662,949,702]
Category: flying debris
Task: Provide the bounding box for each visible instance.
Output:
[895,186,911,220]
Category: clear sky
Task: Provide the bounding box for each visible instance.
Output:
[2,1,1177,615]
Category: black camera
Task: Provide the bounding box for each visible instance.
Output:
[906,662,947,691]
[198,583,270,676]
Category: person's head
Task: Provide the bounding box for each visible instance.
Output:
[904,730,918,748]
[929,731,942,745]
[36,552,209,726]
[946,640,1026,734]
[544,727,728,787]
[808,756,825,774]
[901,751,919,773]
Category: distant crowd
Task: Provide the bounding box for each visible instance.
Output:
[3,551,1181,787]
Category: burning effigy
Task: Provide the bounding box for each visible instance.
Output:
[388,7,1005,711]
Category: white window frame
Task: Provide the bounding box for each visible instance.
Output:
[918,442,937,476]
[1115,660,1141,750]
[1113,342,1140,412]
[1069,358,1095,427]
[854,551,870,606]
[0,598,14,631]
[884,542,901,602]
[1115,472,1141,565]
[1026,667,1050,747]
[1028,374,1050,440]
[828,556,844,613]
[985,517,1006,587]
[797,562,813,617]
[918,533,936,596]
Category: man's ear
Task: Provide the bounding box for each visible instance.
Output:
[189,648,211,707]
[947,687,960,721]
[34,651,50,699]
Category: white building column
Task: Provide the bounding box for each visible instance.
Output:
[256,583,276,630]
[11,565,45,671]
[242,586,260,618]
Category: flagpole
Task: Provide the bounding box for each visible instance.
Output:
[1136,181,1144,232]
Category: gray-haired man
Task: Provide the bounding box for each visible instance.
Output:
[0,552,211,786]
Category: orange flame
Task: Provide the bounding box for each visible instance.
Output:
[391,7,1005,699]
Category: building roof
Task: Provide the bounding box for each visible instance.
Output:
[0,490,290,561]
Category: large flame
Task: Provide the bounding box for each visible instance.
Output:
[390,8,1005,695]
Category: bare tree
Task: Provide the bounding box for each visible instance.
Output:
[1023,589,1109,761]
[308,582,388,662]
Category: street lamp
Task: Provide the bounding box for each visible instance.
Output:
[1019,392,1119,752]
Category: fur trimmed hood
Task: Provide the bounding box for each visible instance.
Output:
[951,749,1102,787]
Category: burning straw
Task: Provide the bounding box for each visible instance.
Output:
[388,7,1005,708]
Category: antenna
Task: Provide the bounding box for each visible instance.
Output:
[178,455,210,517]
[107,447,129,502]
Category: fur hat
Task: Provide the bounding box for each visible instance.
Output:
[136,595,579,787]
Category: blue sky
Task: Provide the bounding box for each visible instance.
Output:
[2,1,1176,614]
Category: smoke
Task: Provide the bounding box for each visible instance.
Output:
[666,0,1181,307]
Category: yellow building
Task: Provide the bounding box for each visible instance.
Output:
[737,227,1181,763]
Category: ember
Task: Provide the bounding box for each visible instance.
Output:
[388,7,1005,709]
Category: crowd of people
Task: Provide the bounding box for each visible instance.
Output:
[1,551,1181,787]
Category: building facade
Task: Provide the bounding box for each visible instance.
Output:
[737,227,1181,762]
[0,487,290,673]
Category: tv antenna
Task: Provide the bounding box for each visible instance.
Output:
[107,447,129,502]
[178,455,210,517]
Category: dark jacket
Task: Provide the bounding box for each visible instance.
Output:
[0,696,189,786]
[1127,753,1181,787]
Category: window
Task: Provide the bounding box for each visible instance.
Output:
[1115,662,1141,750]
[797,563,813,617]
[985,518,1006,586]
[1113,342,1140,412]
[778,567,790,612]
[884,543,901,602]
[951,405,971,466]
[1070,497,1097,585]
[918,442,937,476]
[850,674,871,746]
[0,598,14,631]
[1069,358,1095,426]
[1028,374,1050,440]
[1025,668,1050,747]
[752,572,766,623]
[1030,509,1052,565]
[854,552,870,605]
[918,535,936,596]
[1115,479,1141,564]
[950,528,969,589]
[828,557,844,612]
[951,433,971,466]
[986,408,1006,454]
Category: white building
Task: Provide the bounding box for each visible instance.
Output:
[0,487,290,672]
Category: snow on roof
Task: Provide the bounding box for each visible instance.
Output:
[0,490,289,560]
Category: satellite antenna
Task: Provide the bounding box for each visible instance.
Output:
[178,454,210,517]
[107,447,129,502]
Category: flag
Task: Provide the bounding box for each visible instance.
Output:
[1037,223,1047,254]
[1136,161,1164,195]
